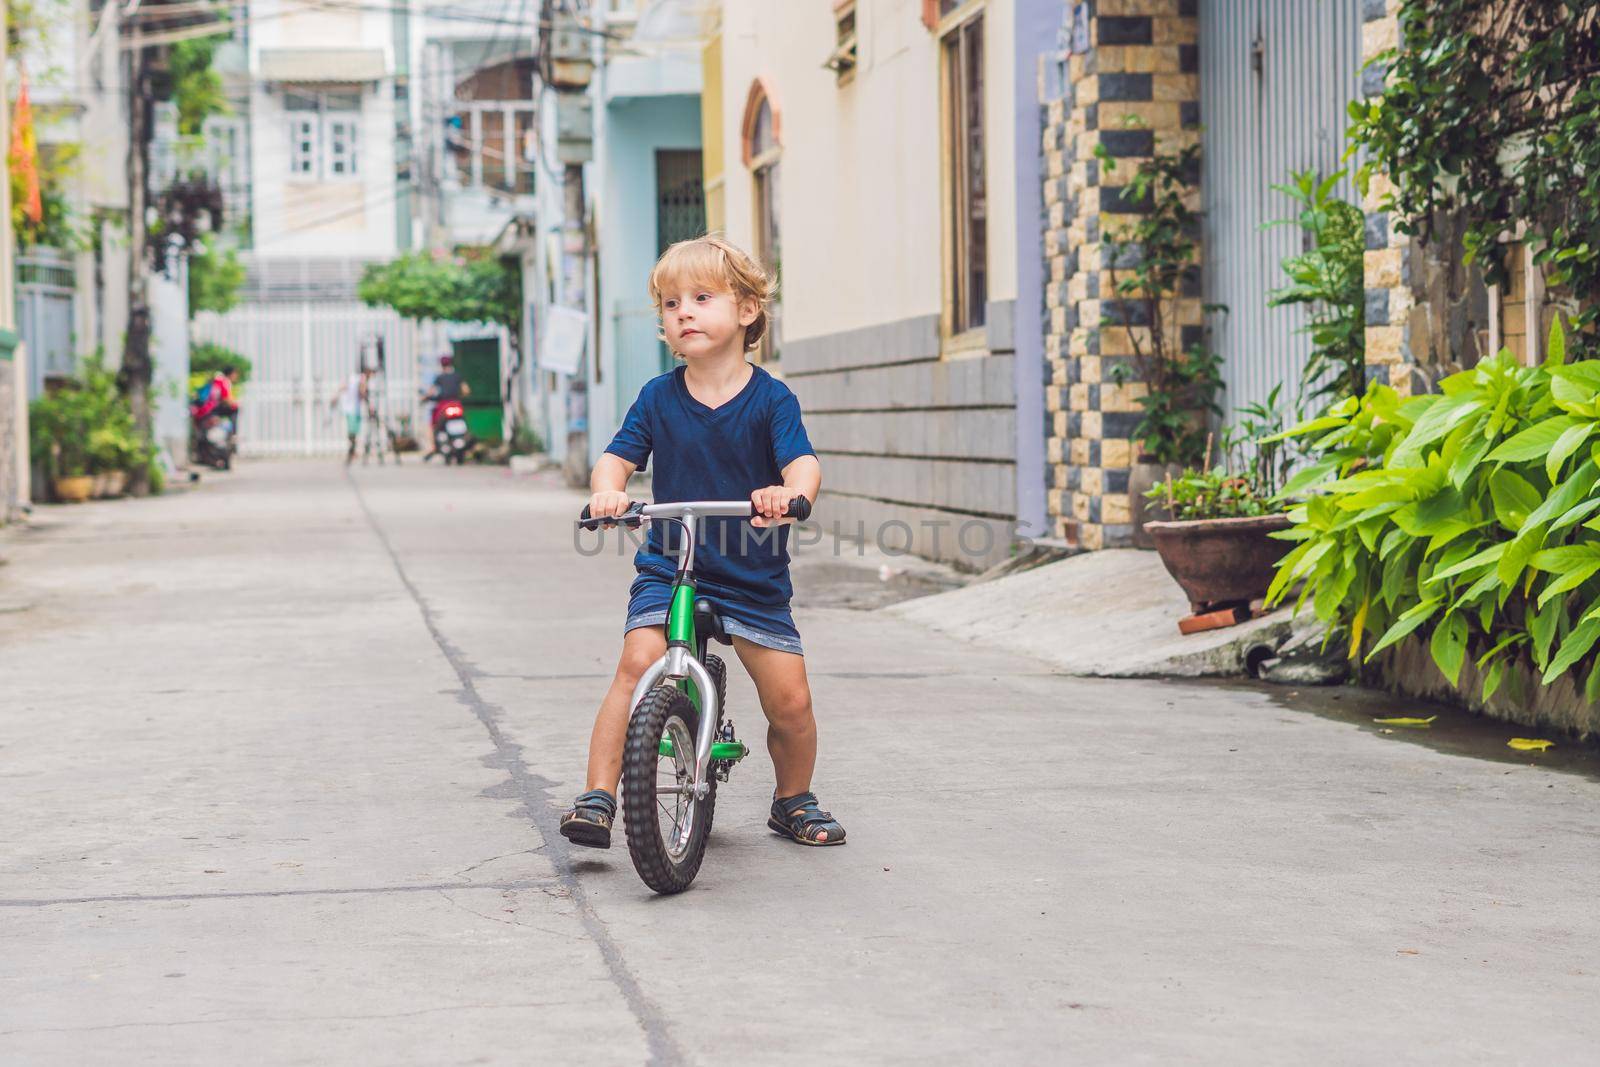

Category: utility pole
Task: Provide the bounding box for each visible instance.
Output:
[123,16,155,471]
[540,0,596,488]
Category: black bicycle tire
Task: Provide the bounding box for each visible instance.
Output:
[622,685,712,894]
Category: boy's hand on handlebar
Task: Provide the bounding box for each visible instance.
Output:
[588,490,633,521]
[751,485,803,527]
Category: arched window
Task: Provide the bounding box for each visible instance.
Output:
[742,81,782,363]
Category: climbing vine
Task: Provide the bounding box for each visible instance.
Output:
[1350,0,1600,342]
[1095,140,1225,467]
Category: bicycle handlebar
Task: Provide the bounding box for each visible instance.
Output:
[578,496,812,530]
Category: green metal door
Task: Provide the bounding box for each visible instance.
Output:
[452,337,503,444]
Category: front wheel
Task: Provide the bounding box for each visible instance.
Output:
[622,685,711,894]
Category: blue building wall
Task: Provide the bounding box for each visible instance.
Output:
[592,94,702,465]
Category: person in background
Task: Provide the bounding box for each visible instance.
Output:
[422,354,470,461]
[334,366,372,465]
[193,366,241,429]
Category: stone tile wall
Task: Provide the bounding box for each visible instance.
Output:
[1042,0,1200,550]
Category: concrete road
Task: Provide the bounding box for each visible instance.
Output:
[2,462,1597,1065]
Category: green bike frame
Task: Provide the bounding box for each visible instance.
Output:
[617,502,762,786]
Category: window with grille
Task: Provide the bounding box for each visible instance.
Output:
[941,11,986,335]
[289,117,317,176]
[284,90,363,181]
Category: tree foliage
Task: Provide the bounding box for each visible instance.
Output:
[1350,0,1600,341]
[358,250,520,333]
[169,25,230,137]
[187,238,245,318]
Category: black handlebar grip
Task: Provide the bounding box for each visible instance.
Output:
[785,495,813,522]
[579,502,644,529]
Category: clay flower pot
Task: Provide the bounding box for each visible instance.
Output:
[53,475,96,503]
[1144,514,1293,612]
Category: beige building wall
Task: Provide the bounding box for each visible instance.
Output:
[709,0,1024,570]
[715,0,1017,344]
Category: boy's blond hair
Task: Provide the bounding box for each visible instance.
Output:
[648,234,776,353]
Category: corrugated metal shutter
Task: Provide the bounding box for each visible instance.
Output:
[1200,0,1363,422]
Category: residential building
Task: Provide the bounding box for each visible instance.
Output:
[517,0,714,478]
[1040,0,1517,550]
[701,0,1058,569]
[189,0,527,456]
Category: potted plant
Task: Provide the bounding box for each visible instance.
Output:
[1143,390,1295,630]
[35,392,95,503]
[1097,139,1227,547]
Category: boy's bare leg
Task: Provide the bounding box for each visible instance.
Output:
[584,625,667,794]
[731,637,818,801]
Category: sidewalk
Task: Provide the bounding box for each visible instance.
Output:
[888,547,1293,677]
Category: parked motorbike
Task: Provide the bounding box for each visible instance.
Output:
[192,412,236,470]
[430,399,475,465]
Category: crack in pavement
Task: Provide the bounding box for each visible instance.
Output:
[347,471,684,1067]
[0,879,562,909]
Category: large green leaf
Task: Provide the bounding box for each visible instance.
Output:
[1367,597,1444,660]
[1497,522,1548,587]
[1546,421,1596,482]
[1527,462,1600,530]
[1447,421,1494,488]
[1536,561,1600,608]
[1553,495,1600,533]
[1546,316,1567,368]
[1529,598,1560,671]
[1278,456,1340,498]
[1429,612,1469,685]
[1485,415,1580,463]
[1489,470,1542,531]
[1548,364,1600,418]
[1542,617,1600,684]
[1528,542,1600,573]
[1428,541,1506,583]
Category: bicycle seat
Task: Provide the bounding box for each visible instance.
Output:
[694,598,732,646]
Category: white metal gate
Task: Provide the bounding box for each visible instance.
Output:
[1200,0,1364,419]
[191,302,455,456]
[16,249,78,399]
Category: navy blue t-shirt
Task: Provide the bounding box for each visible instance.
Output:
[604,364,815,606]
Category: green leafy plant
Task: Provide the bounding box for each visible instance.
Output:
[189,341,252,383]
[28,354,144,478]
[1266,169,1364,401]
[509,422,544,456]
[1146,385,1296,520]
[169,25,230,137]
[1268,318,1600,700]
[188,239,246,318]
[1094,139,1225,466]
[1349,0,1600,348]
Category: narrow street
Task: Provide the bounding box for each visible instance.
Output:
[3,463,1597,1065]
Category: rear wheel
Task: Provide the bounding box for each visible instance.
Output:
[622,685,711,894]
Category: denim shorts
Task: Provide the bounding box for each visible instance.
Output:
[624,574,804,656]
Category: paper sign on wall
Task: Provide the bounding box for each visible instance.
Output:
[539,304,588,376]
